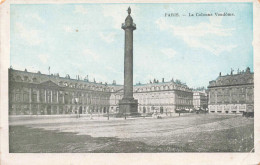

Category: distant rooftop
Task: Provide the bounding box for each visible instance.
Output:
[208,67,254,87]
[9,67,190,88]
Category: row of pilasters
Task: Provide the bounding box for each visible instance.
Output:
[10,87,110,108]
[9,103,110,115]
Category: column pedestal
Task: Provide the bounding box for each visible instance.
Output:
[119,98,138,116]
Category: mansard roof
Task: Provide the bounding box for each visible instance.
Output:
[9,68,192,93]
[133,81,192,93]
[208,70,254,88]
[9,69,112,92]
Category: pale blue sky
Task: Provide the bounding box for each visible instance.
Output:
[10,3,253,88]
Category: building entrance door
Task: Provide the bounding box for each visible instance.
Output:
[79,106,82,114]
[143,107,146,113]
[47,105,51,115]
[160,107,163,114]
[40,106,45,115]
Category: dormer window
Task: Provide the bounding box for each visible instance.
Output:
[24,76,29,81]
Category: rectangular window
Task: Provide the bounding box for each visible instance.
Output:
[10,93,15,102]
[53,93,57,103]
[15,93,20,102]
[40,93,45,102]
[32,94,37,102]
[59,94,63,103]
[23,93,29,102]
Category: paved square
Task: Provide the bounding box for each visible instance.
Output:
[9,114,254,152]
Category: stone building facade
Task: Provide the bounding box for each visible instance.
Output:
[193,89,208,110]
[208,67,254,113]
[110,81,193,115]
[9,69,193,115]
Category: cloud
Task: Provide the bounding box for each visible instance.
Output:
[11,64,39,73]
[210,44,237,55]
[180,37,237,56]
[99,32,115,43]
[156,18,171,31]
[144,74,155,83]
[102,5,139,29]
[38,54,50,64]
[105,66,123,75]
[63,26,74,33]
[82,49,100,61]
[161,48,177,58]
[155,17,236,55]
[71,62,82,68]
[28,13,45,23]
[88,73,108,83]
[74,5,88,15]
[15,23,43,46]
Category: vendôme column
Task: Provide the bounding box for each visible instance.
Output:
[119,7,138,116]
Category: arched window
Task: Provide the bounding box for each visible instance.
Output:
[33,78,37,82]
[248,78,253,83]
[232,79,237,84]
[16,76,22,81]
[24,76,29,81]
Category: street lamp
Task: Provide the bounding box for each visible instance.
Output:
[125,107,126,120]
[107,107,109,120]
[89,98,93,120]
[75,97,79,118]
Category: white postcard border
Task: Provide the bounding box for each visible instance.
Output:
[1,0,260,164]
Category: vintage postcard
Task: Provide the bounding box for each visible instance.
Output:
[1,0,260,164]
